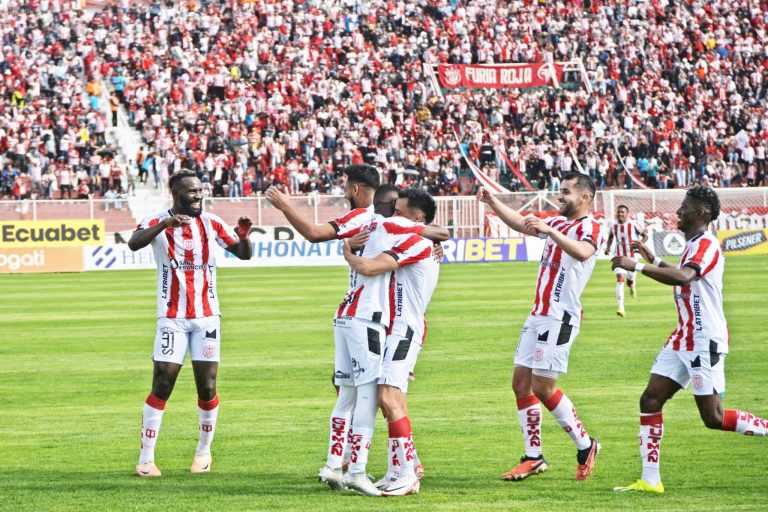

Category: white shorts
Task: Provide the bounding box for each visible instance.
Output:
[152,317,221,365]
[650,344,726,396]
[514,315,580,377]
[333,317,385,387]
[379,327,423,393]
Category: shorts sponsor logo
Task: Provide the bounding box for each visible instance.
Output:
[534,348,544,362]
[351,357,365,379]
[203,344,216,358]
[334,370,351,380]
[161,331,174,356]
[692,375,703,389]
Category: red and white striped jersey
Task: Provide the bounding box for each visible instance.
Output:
[608,220,644,257]
[335,215,430,331]
[386,229,439,346]
[138,210,238,319]
[665,232,728,353]
[330,205,375,289]
[330,205,374,239]
[531,215,603,327]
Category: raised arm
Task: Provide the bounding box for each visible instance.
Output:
[477,186,530,234]
[128,214,189,251]
[266,186,337,242]
[225,216,253,260]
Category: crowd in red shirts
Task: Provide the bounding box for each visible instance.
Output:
[1,0,767,201]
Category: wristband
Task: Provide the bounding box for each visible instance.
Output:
[652,256,662,266]
[635,262,646,274]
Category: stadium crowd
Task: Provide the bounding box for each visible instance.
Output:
[1,0,767,201]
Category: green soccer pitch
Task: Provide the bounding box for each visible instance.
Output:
[2,257,766,511]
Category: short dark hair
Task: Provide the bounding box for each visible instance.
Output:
[168,169,198,190]
[686,185,720,221]
[398,188,437,224]
[374,184,400,203]
[617,204,629,212]
[561,172,596,199]
[343,164,380,189]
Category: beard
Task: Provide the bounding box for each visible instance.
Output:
[177,200,203,217]
[559,201,575,217]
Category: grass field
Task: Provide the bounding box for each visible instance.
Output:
[1,256,767,511]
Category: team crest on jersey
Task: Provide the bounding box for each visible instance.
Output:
[534,348,544,362]
[203,344,216,358]
[183,239,195,251]
[691,375,703,389]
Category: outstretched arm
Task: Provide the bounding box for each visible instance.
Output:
[128,214,189,251]
[631,241,674,268]
[342,240,398,276]
[476,186,532,234]
[612,255,697,286]
[266,186,337,242]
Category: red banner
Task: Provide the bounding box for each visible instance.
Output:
[437,64,564,90]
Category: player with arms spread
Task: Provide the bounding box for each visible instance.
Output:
[342,188,443,496]
[612,186,768,494]
[478,172,603,482]
[604,205,648,316]
[129,169,252,477]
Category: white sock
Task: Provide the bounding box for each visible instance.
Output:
[543,389,591,450]
[348,381,378,474]
[139,394,166,464]
[326,385,356,469]
[516,395,543,458]
[616,281,625,308]
[639,412,663,486]
[195,395,219,454]
[722,409,768,436]
[385,436,398,477]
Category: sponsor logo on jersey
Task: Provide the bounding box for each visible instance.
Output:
[161,264,169,299]
[693,294,702,331]
[552,268,566,303]
[396,283,403,317]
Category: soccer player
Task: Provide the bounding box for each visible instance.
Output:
[611,186,768,494]
[266,169,444,492]
[478,172,603,482]
[604,205,648,317]
[342,188,442,496]
[128,169,253,477]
